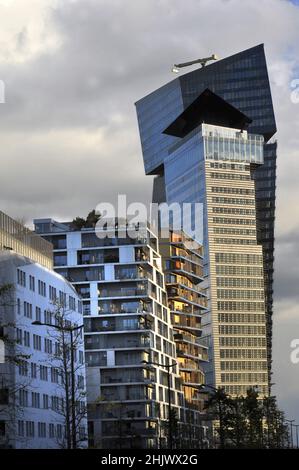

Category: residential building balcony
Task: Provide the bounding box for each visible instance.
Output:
[180,370,205,386]
[85,332,152,350]
[100,384,155,402]
[177,344,206,361]
[77,248,119,265]
[56,266,104,282]
[135,247,150,262]
[98,282,148,299]
[100,368,155,385]
[97,299,152,315]
[84,316,153,333]
[81,232,148,248]
[101,421,157,437]
[114,265,152,281]
[171,314,202,335]
[169,302,204,317]
[93,403,151,420]
[167,286,207,308]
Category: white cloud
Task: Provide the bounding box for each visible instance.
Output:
[0,0,61,64]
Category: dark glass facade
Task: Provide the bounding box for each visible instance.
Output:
[135,44,277,389]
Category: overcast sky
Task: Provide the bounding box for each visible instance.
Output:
[0,0,298,428]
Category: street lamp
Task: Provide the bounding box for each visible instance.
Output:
[32,320,84,449]
[294,424,299,449]
[141,359,177,449]
[286,419,295,448]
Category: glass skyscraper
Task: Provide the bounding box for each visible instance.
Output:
[135,44,277,395]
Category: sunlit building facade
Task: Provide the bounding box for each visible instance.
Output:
[0,211,53,270]
[160,231,208,406]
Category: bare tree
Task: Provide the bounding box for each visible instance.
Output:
[40,302,87,449]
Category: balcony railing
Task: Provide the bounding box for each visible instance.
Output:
[98,307,152,315]
[168,287,207,307]
[63,268,104,283]
[178,359,199,371]
[84,320,152,333]
[169,303,203,316]
[99,286,148,298]
[85,336,151,350]
[101,375,154,385]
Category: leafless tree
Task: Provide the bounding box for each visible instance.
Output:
[41,302,87,449]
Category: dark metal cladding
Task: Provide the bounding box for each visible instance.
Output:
[163,88,252,137]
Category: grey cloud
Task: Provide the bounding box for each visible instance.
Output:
[274,229,299,302]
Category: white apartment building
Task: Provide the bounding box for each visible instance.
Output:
[0,212,88,449]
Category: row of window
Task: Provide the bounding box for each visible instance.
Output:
[214,238,257,245]
[211,186,255,195]
[218,302,265,312]
[219,325,266,335]
[220,349,267,359]
[19,392,81,413]
[220,361,268,371]
[220,361,267,372]
[221,373,268,383]
[224,384,268,396]
[18,273,45,295]
[19,360,60,382]
[16,270,79,312]
[211,197,254,205]
[216,277,264,288]
[213,227,256,236]
[213,217,255,226]
[216,265,263,276]
[217,289,264,300]
[18,420,71,439]
[18,300,83,333]
[210,172,251,181]
[212,206,256,215]
[215,253,263,264]
[18,359,84,380]
[209,162,249,171]
[18,301,55,322]
[17,329,52,352]
[219,337,266,347]
[19,391,59,409]
[218,313,266,324]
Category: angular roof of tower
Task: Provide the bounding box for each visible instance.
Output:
[136,44,276,175]
[163,88,252,137]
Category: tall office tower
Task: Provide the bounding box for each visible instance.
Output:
[34,218,185,449]
[0,211,87,449]
[135,44,276,394]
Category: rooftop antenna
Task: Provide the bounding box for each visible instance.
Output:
[172,54,219,73]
